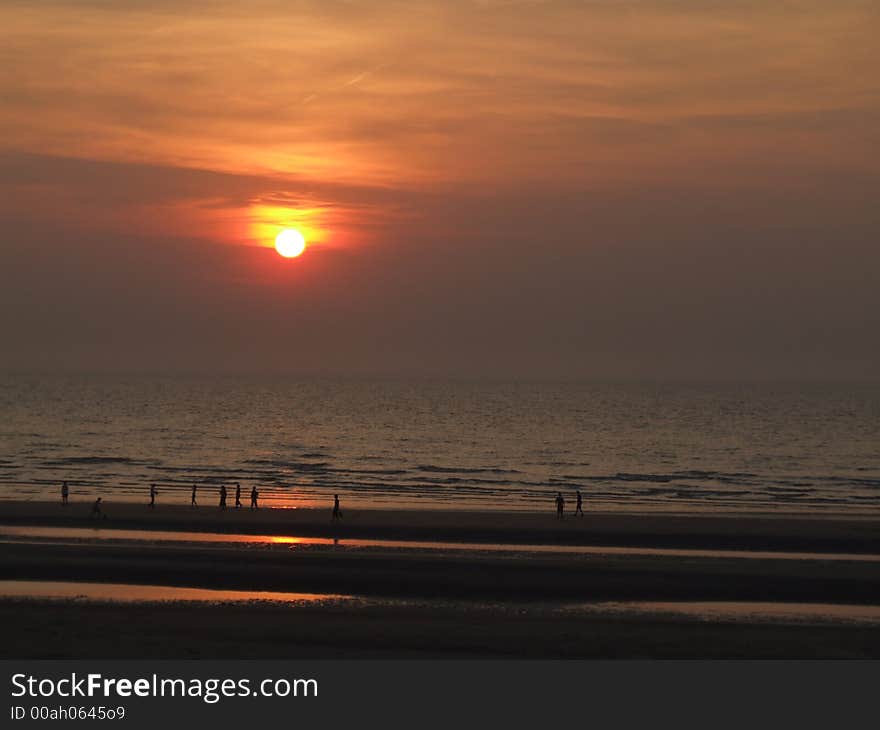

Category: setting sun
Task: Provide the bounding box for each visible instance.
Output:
[275,228,306,258]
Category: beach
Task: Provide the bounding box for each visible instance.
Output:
[1,500,879,658]
[3,500,879,552]
[4,598,880,659]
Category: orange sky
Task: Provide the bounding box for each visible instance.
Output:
[1,1,878,378]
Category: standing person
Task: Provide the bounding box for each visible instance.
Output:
[149,484,157,508]
[91,497,103,519]
[235,482,242,508]
[191,484,198,508]
[575,490,584,517]
[555,492,565,519]
[61,481,69,506]
[332,494,342,520]
[250,486,259,510]
[219,484,227,509]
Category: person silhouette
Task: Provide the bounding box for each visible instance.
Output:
[219,484,227,509]
[61,481,69,506]
[91,497,103,519]
[575,490,583,517]
[555,492,565,519]
[332,494,342,520]
[191,484,198,507]
[149,484,157,508]
[250,486,258,509]
[235,482,242,508]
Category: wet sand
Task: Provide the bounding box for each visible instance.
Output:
[3,500,879,552]
[2,536,879,604]
[2,500,879,658]
[3,598,879,658]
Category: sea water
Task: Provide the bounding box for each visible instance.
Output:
[1,374,878,513]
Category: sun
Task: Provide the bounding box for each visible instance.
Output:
[275,228,306,258]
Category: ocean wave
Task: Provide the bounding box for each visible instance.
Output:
[42,456,154,466]
[321,466,409,476]
[243,459,330,472]
[417,464,520,475]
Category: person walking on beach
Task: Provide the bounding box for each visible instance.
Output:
[61,481,69,506]
[149,484,157,508]
[219,484,227,509]
[235,482,242,508]
[91,497,103,519]
[250,486,259,510]
[191,484,198,507]
[575,490,584,517]
[555,492,565,519]
[332,494,342,520]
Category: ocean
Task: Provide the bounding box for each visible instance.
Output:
[1,374,878,514]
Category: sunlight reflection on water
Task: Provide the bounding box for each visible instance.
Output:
[2,525,879,562]
[0,580,350,604]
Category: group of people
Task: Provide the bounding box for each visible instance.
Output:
[63,481,106,519]
[147,482,260,510]
[67,479,576,520]
[64,481,343,520]
[221,482,258,509]
[555,490,584,518]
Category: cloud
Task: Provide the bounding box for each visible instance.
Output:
[1,1,879,378]
[2,0,877,187]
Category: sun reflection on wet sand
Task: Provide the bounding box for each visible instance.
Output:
[3,580,879,628]
[1,525,879,562]
[0,580,350,604]
[0,526,338,548]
